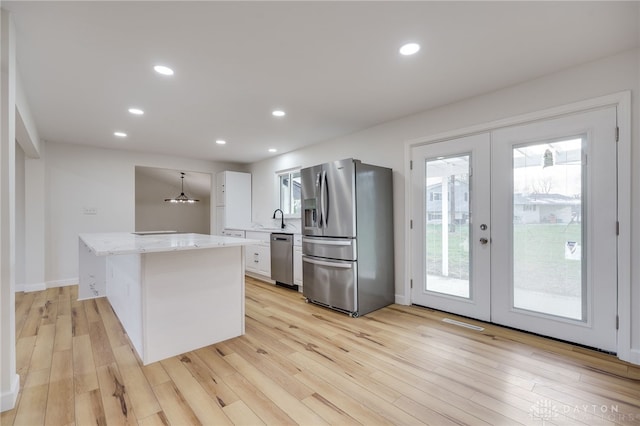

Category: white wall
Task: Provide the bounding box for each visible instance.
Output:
[42,141,245,284]
[249,48,640,351]
[135,170,211,234]
[635,4,640,357]
[0,7,20,412]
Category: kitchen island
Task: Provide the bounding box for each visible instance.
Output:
[78,232,257,365]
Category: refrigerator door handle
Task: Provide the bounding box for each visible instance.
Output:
[302,237,352,246]
[321,170,328,228]
[319,170,325,228]
[303,257,353,269]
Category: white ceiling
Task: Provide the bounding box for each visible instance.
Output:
[4,1,638,164]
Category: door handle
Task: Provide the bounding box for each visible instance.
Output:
[321,170,328,228]
[302,238,352,246]
[480,238,489,245]
[303,257,352,269]
[318,172,324,228]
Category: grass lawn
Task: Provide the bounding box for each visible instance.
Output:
[425,223,582,297]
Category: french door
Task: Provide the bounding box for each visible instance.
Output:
[411,107,618,352]
[411,133,491,321]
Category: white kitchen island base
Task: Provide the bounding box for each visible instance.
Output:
[79,233,256,365]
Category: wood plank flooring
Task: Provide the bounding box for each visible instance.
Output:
[3,277,640,425]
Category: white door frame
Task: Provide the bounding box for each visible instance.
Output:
[404,91,632,363]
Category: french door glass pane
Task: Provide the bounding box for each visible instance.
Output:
[425,155,471,298]
[512,138,584,320]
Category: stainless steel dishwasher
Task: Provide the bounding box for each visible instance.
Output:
[270,233,297,290]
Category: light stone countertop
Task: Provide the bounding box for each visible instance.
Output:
[79,232,259,256]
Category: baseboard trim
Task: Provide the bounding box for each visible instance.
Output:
[626,349,640,365]
[46,278,78,289]
[245,272,275,284]
[394,293,409,306]
[20,282,46,293]
[1,373,19,412]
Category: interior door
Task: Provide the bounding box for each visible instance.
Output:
[491,107,617,352]
[411,107,618,353]
[411,133,491,321]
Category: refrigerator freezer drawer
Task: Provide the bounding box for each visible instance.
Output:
[302,236,356,261]
[302,256,357,314]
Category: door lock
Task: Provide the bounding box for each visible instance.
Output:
[480,238,489,245]
[480,224,488,230]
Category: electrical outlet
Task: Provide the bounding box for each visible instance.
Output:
[83,207,97,215]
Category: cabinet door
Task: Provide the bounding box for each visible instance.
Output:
[216,172,226,206]
[225,172,252,229]
[215,206,225,236]
[293,246,302,286]
[245,244,260,273]
[257,244,271,277]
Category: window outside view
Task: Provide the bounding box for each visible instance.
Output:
[279,171,301,216]
[424,155,471,299]
[512,138,584,320]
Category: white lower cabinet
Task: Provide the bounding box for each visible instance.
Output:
[293,246,302,286]
[222,229,245,238]
[245,231,271,278]
[247,244,270,276]
[243,230,301,289]
[293,234,302,289]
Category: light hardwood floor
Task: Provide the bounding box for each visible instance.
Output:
[2,277,640,425]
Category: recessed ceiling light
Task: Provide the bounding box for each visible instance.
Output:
[215,140,226,145]
[114,132,127,138]
[399,42,420,56]
[154,65,174,76]
[268,148,277,153]
[128,108,144,115]
[272,110,286,117]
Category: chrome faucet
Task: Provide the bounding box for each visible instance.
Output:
[272,209,285,229]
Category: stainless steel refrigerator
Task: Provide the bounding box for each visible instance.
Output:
[301,158,394,317]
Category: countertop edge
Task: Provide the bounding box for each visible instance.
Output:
[79,233,260,256]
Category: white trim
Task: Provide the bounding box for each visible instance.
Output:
[15,279,77,293]
[403,136,413,307]
[46,278,78,289]
[275,167,302,219]
[405,91,633,363]
[615,91,632,363]
[395,293,409,305]
[245,271,275,284]
[21,282,46,293]
[0,373,19,412]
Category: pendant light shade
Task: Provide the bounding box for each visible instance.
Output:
[165,172,200,204]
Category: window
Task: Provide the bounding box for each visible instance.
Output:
[278,170,301,216]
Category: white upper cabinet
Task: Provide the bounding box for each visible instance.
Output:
[215,171,252,234]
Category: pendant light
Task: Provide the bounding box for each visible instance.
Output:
[165,172,200,204]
